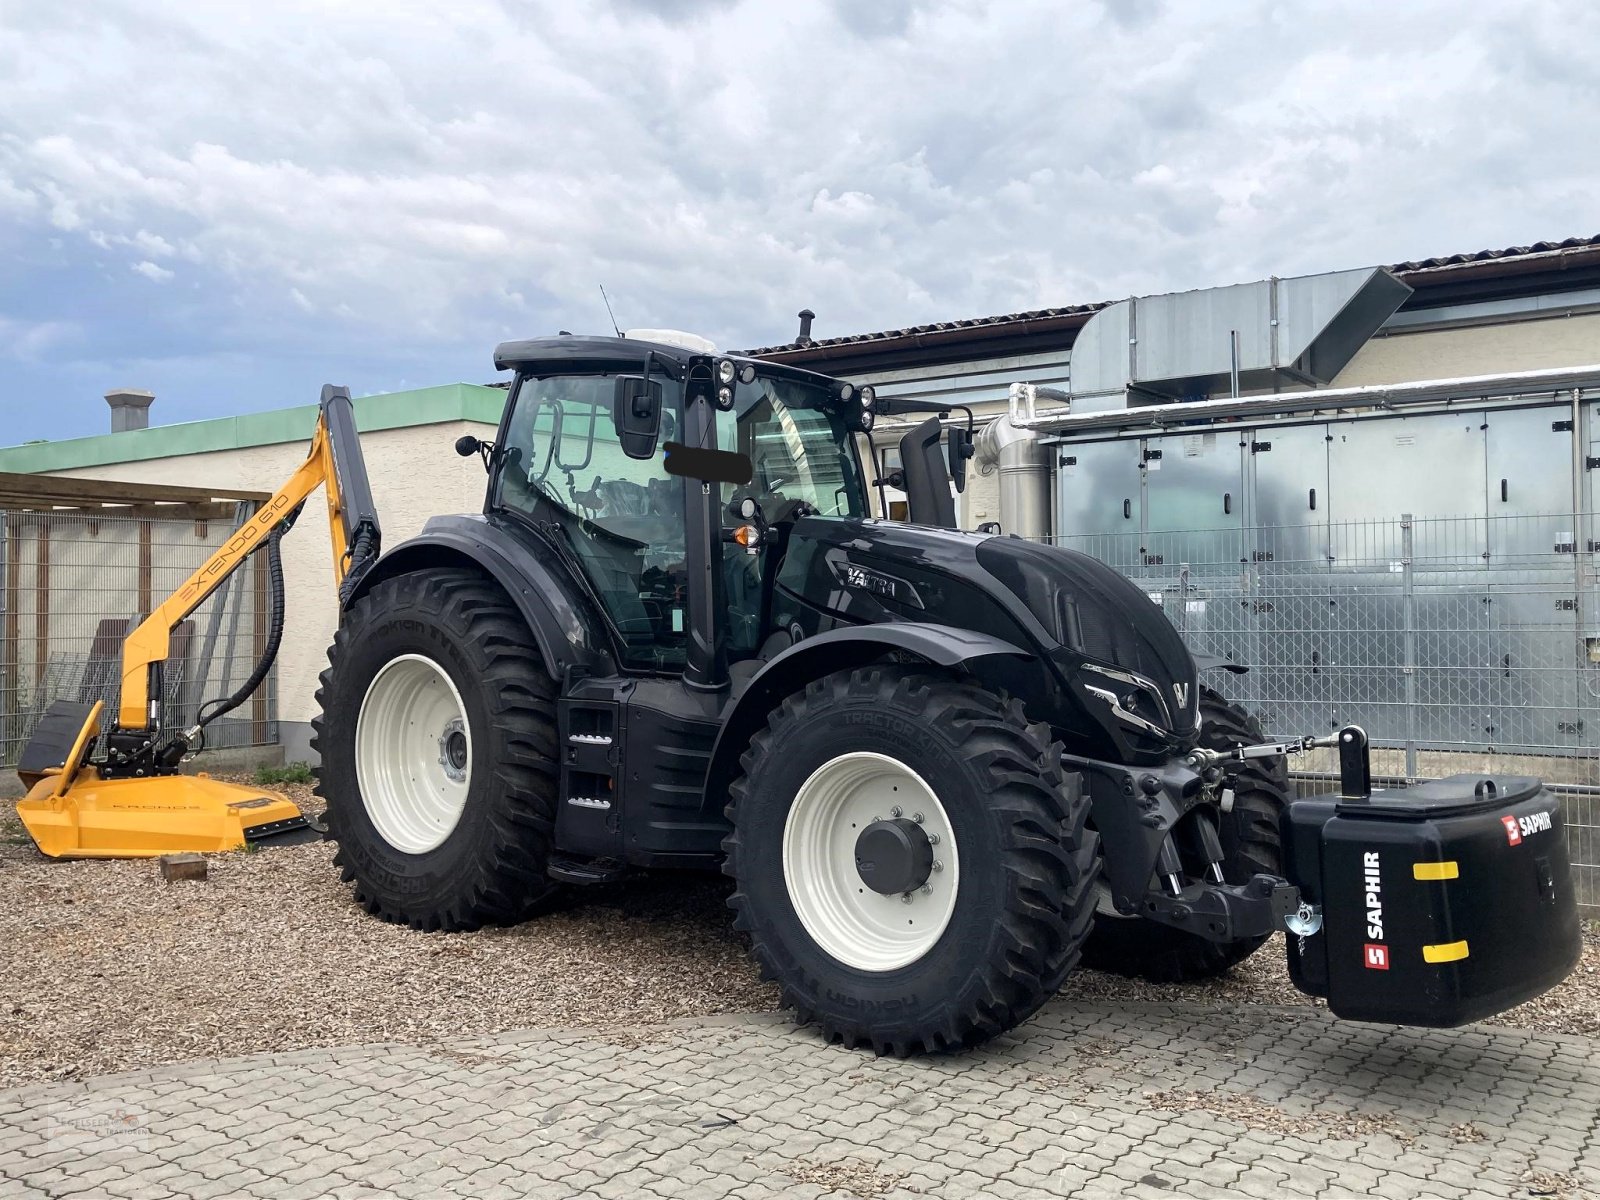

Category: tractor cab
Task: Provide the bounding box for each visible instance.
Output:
[479,335,878,690]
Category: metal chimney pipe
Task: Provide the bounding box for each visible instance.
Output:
[106,389,154,433]
[974,385,1055,540]
[796,309,815,346]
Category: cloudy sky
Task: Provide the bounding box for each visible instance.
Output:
[1,0,1595,444]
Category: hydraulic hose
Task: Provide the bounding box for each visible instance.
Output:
[195,523,287,734]
[164,514,293,766]
[338,525,378,606]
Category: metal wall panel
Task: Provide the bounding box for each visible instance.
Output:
[1327,413,1487,565]
[1486,405,1573,528]
[1245,425,1331,735]
[1056,440,1143,573]
[1246,422,1328,569]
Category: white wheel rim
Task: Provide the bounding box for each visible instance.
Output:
[782,752,961,972]
[355,653,473,855]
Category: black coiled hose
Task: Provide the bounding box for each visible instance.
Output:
[194,520,288,734]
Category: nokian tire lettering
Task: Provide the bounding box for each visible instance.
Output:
[313,569,561,931]
[722,666,1099,1055]
[1082,685,1289,982]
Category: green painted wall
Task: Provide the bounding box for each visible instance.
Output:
[0,383,507,473]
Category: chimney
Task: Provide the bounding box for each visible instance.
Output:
[106,389,154,433]
[796,309,815,347]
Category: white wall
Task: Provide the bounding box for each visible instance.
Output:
[1332,312,1600,387]
[47,419,498,759]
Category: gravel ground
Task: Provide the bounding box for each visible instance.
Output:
[2,778,1597,1089]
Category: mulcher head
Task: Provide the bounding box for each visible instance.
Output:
[14,699,311,859]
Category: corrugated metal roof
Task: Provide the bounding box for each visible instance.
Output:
[743,234,1600,357]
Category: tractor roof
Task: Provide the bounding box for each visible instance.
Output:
[493,335,847,389]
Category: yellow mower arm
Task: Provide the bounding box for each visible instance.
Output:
[15,385,379,859]
[118,385,379,730]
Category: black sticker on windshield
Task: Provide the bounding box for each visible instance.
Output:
[662,442,753,486]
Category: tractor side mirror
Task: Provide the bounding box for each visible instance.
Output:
[948,427,975,493]
[612,376,663,460]
[454,434,494,472]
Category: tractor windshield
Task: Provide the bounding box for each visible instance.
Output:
[715,375,868,521]
[717,374,867,659]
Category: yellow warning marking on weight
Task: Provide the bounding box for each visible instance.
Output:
[1423,940,1470,963]
[1413,861,1460,881]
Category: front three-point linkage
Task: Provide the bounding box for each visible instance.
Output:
[1186,725,1373,802]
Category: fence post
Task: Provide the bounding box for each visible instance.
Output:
[1178,562,1190,635]
[1401,513,1418,782]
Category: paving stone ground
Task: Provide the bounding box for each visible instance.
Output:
[1,999,1597,1200]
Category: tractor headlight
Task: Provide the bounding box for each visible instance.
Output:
[859,385,875,409]
[737,362,757,384]
[716,385,735,410]
[837,381,855,403]
[717,358,736,386]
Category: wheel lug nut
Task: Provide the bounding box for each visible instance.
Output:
[928,833,940,845]
[931,859,943,872]
[901,893,913,904]
[920,884,933,895]
[890,805,902,818]
[912,812,924,824]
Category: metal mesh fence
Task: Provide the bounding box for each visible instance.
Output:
[1047,512,1600,911]
[1,504,278,770]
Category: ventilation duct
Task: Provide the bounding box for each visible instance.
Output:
[1067,267,1412,414]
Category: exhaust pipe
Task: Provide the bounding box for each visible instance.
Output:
[974,383,1058,540]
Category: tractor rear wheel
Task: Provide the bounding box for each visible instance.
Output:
[313,569,561,931]
[723,667,1099,1055]
[1082,684,1288,982]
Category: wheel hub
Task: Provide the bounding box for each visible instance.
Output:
[854,818,934,895]
[438,717,468,783]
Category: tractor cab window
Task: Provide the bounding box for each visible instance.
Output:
[495,373,689,671]
[716,375,867,658]
[716,377,866,520]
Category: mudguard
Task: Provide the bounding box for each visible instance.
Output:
[342,514,616,680]
[704,622,1031,813]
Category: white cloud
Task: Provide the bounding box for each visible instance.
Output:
[0,317,79,361]
[0,0,1597,358]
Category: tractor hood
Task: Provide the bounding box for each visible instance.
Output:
[771,518,1200,759]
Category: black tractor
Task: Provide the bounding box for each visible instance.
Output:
[315,334,1579,1054]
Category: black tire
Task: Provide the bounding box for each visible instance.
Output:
[1082,684,1288,982]
[723,667,1099,1055]
[312,569,561,931]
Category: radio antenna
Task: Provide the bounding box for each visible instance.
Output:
[599,285,623,338]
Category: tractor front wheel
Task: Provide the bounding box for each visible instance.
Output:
[723,667,1098,1055]
[313,569,561,931]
